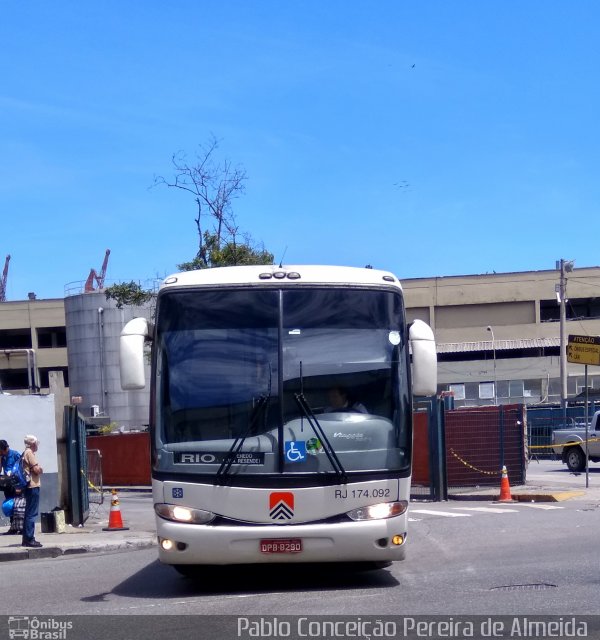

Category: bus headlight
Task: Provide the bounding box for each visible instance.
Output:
[346,501,408,521]
[155,503,216,524]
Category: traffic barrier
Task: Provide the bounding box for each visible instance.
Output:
[102,489,129,531]
[497,465,514,502]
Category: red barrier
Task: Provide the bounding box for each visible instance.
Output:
[411,412,430,485]
[87,432,151,486]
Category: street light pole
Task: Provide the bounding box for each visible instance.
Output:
[487,325,497,405]
[557,259,574,425]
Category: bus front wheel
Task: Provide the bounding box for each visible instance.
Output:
[173,564,203,579]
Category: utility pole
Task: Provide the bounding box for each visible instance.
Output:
[557,258,574,425]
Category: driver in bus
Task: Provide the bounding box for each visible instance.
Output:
[325,387,368,414]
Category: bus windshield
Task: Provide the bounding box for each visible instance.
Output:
[154,286,412,479]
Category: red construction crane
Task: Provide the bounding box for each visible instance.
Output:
[84,249,111,292]
[0,255,10,302]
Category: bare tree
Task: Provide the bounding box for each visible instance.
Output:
[154,134,251,269]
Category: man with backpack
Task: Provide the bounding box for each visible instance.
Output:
[0,440,22,535]
[21,435,43,548]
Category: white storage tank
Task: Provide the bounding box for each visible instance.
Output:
[64,291,152,429]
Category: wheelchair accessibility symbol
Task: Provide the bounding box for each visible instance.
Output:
[285,441,307,463]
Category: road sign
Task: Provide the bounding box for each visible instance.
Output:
[567,334,600,366]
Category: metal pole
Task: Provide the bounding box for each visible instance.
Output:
[487,326,497,405]
[499,405,505,469]
[559,259,568,426]
[492,339,497,406]
[585,365,589,488]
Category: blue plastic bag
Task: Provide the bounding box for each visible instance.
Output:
[2,498,14,517]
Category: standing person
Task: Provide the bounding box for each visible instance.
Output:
[21,435,43,548]
[0,440,21,535]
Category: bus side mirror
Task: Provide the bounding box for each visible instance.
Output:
[120,317,152,390]
[409,319,437,397]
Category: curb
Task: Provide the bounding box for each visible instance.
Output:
[449,490,587,502]
[512,490,586,502]
[0,538,157,562]
[105,486,152,493]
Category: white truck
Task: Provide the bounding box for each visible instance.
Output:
[552,411,600,472]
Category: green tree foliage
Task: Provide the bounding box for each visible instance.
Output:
[104,281,154,309]
[177,231,273,271]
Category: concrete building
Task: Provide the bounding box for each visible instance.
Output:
[0,297,68,394]
[403,265,600,407]
[2,265,600,414]
[0,290,152,429]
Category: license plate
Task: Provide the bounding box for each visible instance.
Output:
[260,538,303,554]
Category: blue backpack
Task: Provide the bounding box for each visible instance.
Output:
[8,453,30,490]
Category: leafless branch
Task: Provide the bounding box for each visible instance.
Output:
[153,135,247,261]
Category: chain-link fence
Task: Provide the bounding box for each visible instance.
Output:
[85,449,104,505]
[444,405,526,489]
[410,404,527,498]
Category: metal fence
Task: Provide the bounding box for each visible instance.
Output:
[444,405,526,489]
[65,405,89,525]
[85,449,104,505]
[410,404,526,498]
[527,406,596,460]
[527,416,568,460]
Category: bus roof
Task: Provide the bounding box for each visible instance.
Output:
[160,265,403,291]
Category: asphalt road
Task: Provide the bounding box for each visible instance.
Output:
[1,462,598,640]
[4,494,599,616]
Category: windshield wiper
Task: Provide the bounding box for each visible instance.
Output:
[294,392,347,481]
[216,394,269,483]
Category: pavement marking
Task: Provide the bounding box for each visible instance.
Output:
[453,507,519,514]
[511,503,564,510]
[410,509,470,518]
[409,504,566,521]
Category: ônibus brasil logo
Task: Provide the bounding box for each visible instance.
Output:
[269,492,294,521]
[8,616,73,639]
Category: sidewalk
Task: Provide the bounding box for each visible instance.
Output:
[449,458,600,502]
[0,489,157,563]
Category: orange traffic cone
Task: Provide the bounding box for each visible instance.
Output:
[497,465,515,502]
[102,489,129,531]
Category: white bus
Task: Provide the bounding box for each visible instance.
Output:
[120,265,437,574]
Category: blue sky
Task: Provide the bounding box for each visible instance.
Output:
[2,1,599,300]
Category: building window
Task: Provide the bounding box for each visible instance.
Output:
[541,297,600,322]
[568,298,600,320]
[539,300,560,322]
[479,382,495,400]
[547,378,561,399]
[465,382,479,401]
[0,329,32,349]
[0,369,30,391]
[497,381,509,398]
[574,377,600,396]
[449,383,465,400]
[524,379,542,400]
[37,326,67,348]
[509,380,524,398]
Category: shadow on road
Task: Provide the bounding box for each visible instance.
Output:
[109,560,399,600]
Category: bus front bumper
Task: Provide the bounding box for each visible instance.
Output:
[155,516,408,565]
